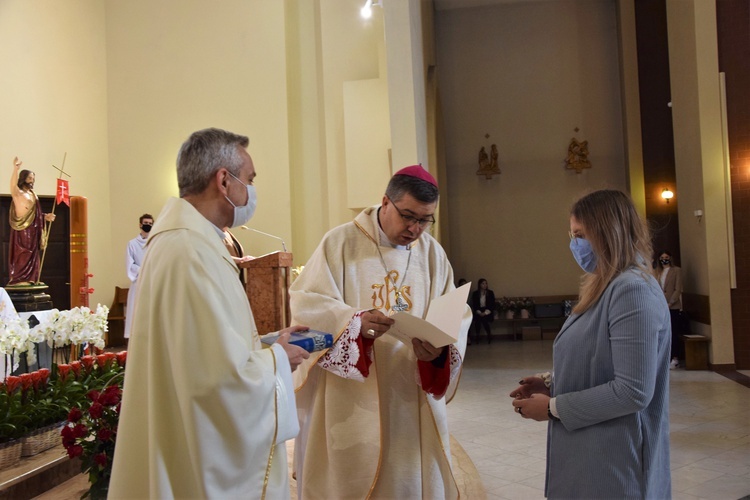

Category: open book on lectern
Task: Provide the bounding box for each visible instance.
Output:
[387,282,471,348]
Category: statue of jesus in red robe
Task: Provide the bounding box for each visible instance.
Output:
[8,157,55,285]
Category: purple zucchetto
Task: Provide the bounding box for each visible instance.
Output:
[393,165,438,188]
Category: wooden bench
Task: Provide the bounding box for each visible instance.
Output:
[492,295,577,341]
[494,317,568,340]
[106,286,128,347]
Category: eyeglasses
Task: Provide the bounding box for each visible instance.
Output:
[569,231,585,242]
[388,197,435,229]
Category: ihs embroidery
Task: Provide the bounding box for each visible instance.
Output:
[371,270,412,314]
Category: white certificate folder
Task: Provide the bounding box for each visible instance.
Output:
[387,282,471,348]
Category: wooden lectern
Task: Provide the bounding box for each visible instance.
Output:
[240,251,293,335]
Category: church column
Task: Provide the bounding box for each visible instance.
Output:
[667,0,734,367]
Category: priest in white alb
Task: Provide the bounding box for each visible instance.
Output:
[290,165,471,499]
[109,128,309,499]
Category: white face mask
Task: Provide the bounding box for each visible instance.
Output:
[225,172,257,228]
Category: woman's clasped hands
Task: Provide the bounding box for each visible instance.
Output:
[509,376,551,421]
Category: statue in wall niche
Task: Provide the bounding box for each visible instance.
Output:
[565,138,592,173]
[477,144,501,179]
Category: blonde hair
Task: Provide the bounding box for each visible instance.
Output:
[571,190,653,314]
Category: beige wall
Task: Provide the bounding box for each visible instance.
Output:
[105,0,293,275]
[318,0,385,228]
[285,0,331,261]
[0,0,113,308]
[435,0,627,296]
[343,78,392,210]
[383,0,428,170]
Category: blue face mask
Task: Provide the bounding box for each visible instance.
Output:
[570,237,597,273]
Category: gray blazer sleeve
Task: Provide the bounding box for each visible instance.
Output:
[556,277,664,431]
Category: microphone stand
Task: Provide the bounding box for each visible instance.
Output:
[240,226,288,252]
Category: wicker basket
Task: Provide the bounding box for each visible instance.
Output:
[21,422,64,457]
[0,439,23,470]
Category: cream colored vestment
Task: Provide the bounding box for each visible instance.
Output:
[109,198,294,499]
[291,206,471,499]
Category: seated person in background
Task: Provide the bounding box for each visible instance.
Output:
[471,278,496,344]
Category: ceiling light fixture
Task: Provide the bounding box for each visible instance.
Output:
[360,0,382,19]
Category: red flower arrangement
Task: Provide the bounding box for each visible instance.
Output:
[0,368,58,442]
[2,346,127,496]
[55,348,127,498]
[62,381,123,500]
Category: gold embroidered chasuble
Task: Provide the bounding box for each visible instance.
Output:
[290,206,471,499]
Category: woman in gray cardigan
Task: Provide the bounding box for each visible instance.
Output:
[510,190,671,499]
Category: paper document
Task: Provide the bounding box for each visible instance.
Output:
[387,282,471,348]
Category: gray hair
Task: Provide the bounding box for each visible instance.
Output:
[385,174,439,204]
[177,128,249,197]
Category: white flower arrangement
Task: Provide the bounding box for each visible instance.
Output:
[1,305,110,377]
[0,315,35,372]
[32,305,110,350]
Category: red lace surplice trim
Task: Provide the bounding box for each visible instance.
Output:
[317,311,374,382]
[416,344,462,400]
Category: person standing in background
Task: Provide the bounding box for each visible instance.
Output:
[655,250,685,369]
[124,213,153,339]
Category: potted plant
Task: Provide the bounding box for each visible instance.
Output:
[61,351,126,500]
[497,297,515,319]
[0,304,111,465]
[1,315,38,380]
[31,305,109,365]
[18,367,71,456]
[518,297,535,319]
[0,375,28,469]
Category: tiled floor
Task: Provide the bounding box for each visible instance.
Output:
[448,338,750,500]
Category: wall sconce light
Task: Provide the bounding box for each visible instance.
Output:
[360,0,382,19]
[661,188,674,203]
